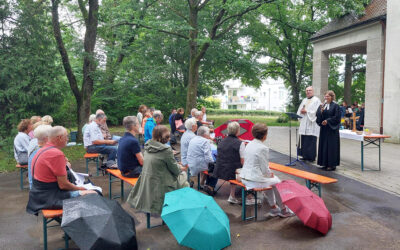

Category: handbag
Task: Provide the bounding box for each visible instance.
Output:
[235,168,242,182]
[14,146,28,165]
[175,119,183,129]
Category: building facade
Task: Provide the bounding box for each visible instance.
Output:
[219,79,288,112]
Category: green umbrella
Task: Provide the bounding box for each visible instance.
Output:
[161,187,231,250]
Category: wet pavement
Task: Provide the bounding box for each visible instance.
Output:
[0,145,400,249]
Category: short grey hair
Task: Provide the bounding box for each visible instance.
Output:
[227,121,240,136]
[153,111,163,119]
[194,111,203,118]
[123,116,138,131]
[96,113,106,120]
[48,126,66,139]
[185,118,197,130]
[89,114,96,122]
[34,125,52,143]
[197,126,210,137]
[191,108,198,115]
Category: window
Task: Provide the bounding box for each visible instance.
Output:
[233,90,237,96]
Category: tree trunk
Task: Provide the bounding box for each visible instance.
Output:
[51,0,98,142]
[185,6,199,116]
[344,54,352,105]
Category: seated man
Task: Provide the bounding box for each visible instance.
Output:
[187,126,218,194]
[117,116,144,178]
[144,111,163,143]
[26,126,96,215]
[84,113,118,161]
[96,109,121,141]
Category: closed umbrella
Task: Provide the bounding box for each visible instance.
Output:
[214,119,254,141]
[275,180,332,235]
[61,194,137,250]
[161,187,231,250]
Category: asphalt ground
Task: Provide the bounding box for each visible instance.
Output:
[0,149,399,250]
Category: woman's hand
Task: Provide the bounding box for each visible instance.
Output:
[322,120,327,126]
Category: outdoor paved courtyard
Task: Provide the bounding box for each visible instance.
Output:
[0,127,399,249]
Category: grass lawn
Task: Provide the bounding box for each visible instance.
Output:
[208,115,299,127]
[0,115,297,173]
[0,145,87,173]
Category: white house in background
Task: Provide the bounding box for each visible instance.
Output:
[218,79,289,111]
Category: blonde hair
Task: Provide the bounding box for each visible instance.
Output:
[325,90,336,101]
[42,115,53,125]
[227,121,240,136]
[30,116,41,124]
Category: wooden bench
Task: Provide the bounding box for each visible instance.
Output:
[228,179,272,221]
[16,164,28,190]
[269,162,338,197]
[84,153,100,176]
[106,169,160,228]
[106,169,138,201]
[196,171,226,194]
[42,209,69,250]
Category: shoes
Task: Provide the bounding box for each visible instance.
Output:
[265,207,281,217]
[227,196,239,204]
[189,181,194,188]
[326,166,336,171]
[203,185,215,196]
[279,206,295,218]
[243,198,261,205]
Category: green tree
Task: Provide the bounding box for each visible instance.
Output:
[116,0,272,115]
[247,0,370,111]
[0,0,65,141]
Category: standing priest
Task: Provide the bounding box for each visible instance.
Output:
[296,86,321,162]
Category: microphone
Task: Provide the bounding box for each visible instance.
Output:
[321,100,327,111]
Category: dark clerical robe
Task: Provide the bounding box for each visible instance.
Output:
[316,102,341,169]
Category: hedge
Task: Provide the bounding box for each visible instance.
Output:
[206,108,282,116]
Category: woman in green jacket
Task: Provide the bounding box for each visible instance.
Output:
[127,125,189,214]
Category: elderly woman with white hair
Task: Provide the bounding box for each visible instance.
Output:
[180,118,198,169]
[213,122,245,203]
[82,114,96,137]
[187,126,218,194]
[194,111,204,132]
[27,124,52,189]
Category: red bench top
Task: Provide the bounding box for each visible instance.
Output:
[106,169,138,186]
[84,153,100,158]
[42,209,63,218]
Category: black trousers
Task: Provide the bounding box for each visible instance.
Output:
[298,135,317,161]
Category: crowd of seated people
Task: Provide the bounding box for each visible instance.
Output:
[17,105,297,220]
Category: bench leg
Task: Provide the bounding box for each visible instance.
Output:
[109,173,112,200]
[20,168,24,190]
[96,157,99,176]
[121,179,124,201]
[146,213,165,229]
[64,232,69,249]
[254,191,258,221]
[43,217,48,250]
[241,188,246,221]
[197,173,200,191]
[86,159,89,174]
[306,180,322,197]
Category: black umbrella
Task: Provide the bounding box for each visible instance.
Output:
[61,194,137,250]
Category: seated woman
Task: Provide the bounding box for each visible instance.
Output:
[127,125,189,214]
[213,121,245,204]
[14,119,33,165]
[117,116,143,177]
[239,123,294,218]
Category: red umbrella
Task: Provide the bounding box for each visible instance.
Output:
[275,180,332,235]
[214,119,254,141]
